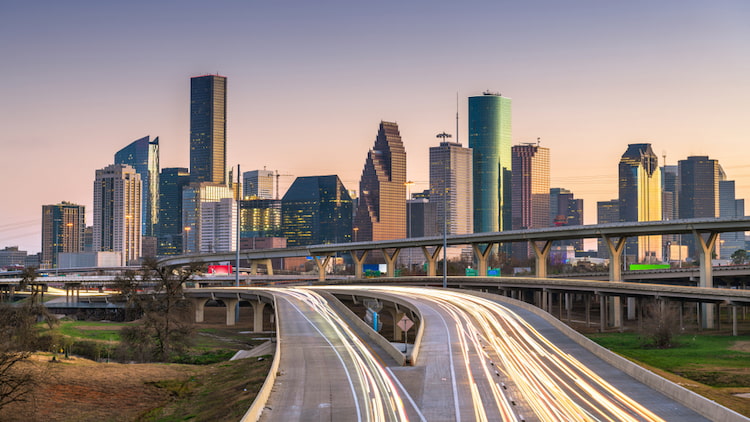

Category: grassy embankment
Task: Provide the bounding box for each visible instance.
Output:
[588,332,750,416]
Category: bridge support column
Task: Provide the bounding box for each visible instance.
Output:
[421,246,442,277]
[694,230,719,329]
[585,294,591,328]
[381,248,401,278]
[312,255,333,282]
[472,243,495,276]
[253,301,267,332]
[350,250,368,279]
[250,259,274,276]
[191,298,206,323]
[530,240,552,278]
[599,294,607,332]
[627,297,636,320]
[224,299,238,326]
[732,305,739,336]
[541,289,549,312]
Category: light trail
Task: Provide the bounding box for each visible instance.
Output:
[346,286,666,422]
[273,288,410,421]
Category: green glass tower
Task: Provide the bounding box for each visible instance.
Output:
[469,92,512,233]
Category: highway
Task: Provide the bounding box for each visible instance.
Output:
[253,286,716,421]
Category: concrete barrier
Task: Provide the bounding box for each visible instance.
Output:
[466,289,750,422]
[241,296,281,422]
[320,291,407,366]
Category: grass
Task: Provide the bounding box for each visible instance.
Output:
[588,332,750,416]
[138,355,273,421]
[54,320,128,342]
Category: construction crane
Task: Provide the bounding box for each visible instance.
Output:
[275,170,294,200]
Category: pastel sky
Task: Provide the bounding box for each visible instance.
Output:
[1,0,748,254]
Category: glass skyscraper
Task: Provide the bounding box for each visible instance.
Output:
[469,92,512,234]
[618,143,662,263]
[190,75,227,185]
[93,164,142,266]
[114,135,159,237]
[429,140,473,235]
[353,121,407,241]
[157,167,190,255]
[282,175,352,246]
[41,202,85,269]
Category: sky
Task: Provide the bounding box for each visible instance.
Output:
[1,0,749,254]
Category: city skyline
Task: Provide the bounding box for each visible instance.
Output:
[2,1,749,254]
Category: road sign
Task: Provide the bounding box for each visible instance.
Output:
[397,315,414,332]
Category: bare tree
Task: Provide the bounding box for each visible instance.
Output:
[638,299,681,349]
[0,351,35,412]
[118,258,202,362]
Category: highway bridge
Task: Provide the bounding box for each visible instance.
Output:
[183,286,747,422]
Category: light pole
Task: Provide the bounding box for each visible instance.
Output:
[183,226,191,254]
[436,131,452,288]
[405,180,414,273]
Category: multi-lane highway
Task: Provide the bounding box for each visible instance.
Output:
[253,286,723,421]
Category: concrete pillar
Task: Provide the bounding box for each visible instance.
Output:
[733,306,738,337]
[694,230,719,329]
[542,289,549,312]
[312,255,332,282]
[472,243,495,276]
[585,294,591,328]
[530,240,553,278]
[350,250,369,279]
[191,298,206,323]
[599,295,606,332]
[250,261,258,275]
[264,259,274,276]
[381,249,401,278]
[601,235,627,282]
[421,246,442,277]
[627,297,636,320]
[224,299,238,326]
[253,301,267,333]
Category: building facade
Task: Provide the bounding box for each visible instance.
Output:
[469,92,512,234]
[618,144,662,263]
[550,188,584,252]
[429,141,473,235]
[243,169,275,199]
[510,143,550,259]
[353,121,407,242]
[719,179,745,259]
[239,199,282,238]
[679,156,722,258]
[114,135,159,237]
[41,202,85,269]
[157,167,190,255]
[282,175,353,246]
[190,74,227,185]
[597,199,620,258]
[181,182,234,254]
[93,164,142,266]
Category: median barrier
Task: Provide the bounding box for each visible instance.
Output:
[241,295,281,422]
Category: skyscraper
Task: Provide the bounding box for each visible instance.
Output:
[181,183,234,254]
[157,167,190,255]
[469,92,512,234]
[511,143,550,259]
[618,143,662,263]
[597,199,620,258]
[243,169,275,199]
[41,202,85,269]
[719,179,745,259]
[114,135,159,237]
[239,199,282,238]
[282,175,353,246]
[429,140,473,235]
[550,188,584,252]
[353,122,407,241]
[190,75,227,185]
[93,164,142,266]
[678,156,722,259]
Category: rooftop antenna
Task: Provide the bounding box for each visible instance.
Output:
[456,92,459,145]
[537,137,541,146]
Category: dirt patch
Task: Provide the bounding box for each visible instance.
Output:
[730,341,750,353]
[0,355,201,422]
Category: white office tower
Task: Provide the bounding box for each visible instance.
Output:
[182,183,234,253]
[243,169,275,199]
[200,197,237,253]
[93,164,142,266]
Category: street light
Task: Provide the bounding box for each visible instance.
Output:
[183,226,192,254]
[405,180,415,273]
[436,131,452,288]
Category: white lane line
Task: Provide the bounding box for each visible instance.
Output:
[282,295,363,422]
[385,366,428,422]
[434,304,462,422]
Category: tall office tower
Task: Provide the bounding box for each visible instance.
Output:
[353,122,407,241]
[200,197,237,253]
[114,136,159,237]
[429,140,473,235]
[406,198,438,237]
[190,74,227,185]
[469,92,512,234]
[282,175,353,246]
[239,199,282,238]
[618,144,662,263]
[597,199,620,258]
[243,169,275,199]
[510,143,550,259]
[550,188,584,252]
[41,202,85,269]
[182,183,234,254]
[719,179,745,259]
[157,167,190,255]
[93,164,142,266]
[661,164,680,252]
[678,156,722,258]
